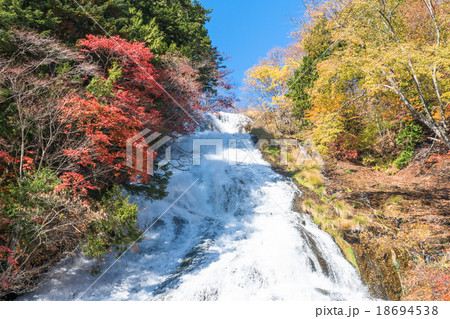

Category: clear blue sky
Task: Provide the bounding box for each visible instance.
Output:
[200,0,306,92]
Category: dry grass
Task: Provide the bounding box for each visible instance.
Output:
[301,197,316,213]
[334,200,353,219]
[293,163,324,193]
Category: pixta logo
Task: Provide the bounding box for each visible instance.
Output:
[126,129,172,176]
[127,133,323,175]
[193,138,323,166]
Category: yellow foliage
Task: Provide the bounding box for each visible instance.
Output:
[244,46,302,110]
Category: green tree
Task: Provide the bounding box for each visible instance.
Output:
[0,0,222,91]
[287,15,332,124]
[83,186,142,261]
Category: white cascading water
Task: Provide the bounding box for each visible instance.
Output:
[22,112,370,301]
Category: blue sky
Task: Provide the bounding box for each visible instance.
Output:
[200,0,306,94]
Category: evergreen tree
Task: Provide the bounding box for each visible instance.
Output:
[287,16,332,124]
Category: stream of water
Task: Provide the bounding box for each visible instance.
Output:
[22,112,370,301]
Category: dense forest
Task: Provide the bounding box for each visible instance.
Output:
[244,0,449,300]
[246,0,450,166]
[0,0,232,299]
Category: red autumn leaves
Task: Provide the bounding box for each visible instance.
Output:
[55,35,210,192]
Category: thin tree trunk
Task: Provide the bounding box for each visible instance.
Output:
[383,79,450,149]
[19,126,25,180]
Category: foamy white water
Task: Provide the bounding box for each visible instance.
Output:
[22,112,370,301]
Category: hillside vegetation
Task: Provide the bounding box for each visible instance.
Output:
[0,0,232,299]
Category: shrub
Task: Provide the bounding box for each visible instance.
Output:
[312,112,345,155]
[0,171,142,298]
[312,112,359,160]
[82,186,142,260]
[394,123,423,169]
[395,149,415,169]
[328,133,359,160]
[0,169,93,298]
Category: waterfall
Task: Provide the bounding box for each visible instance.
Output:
[22,112,370,301]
